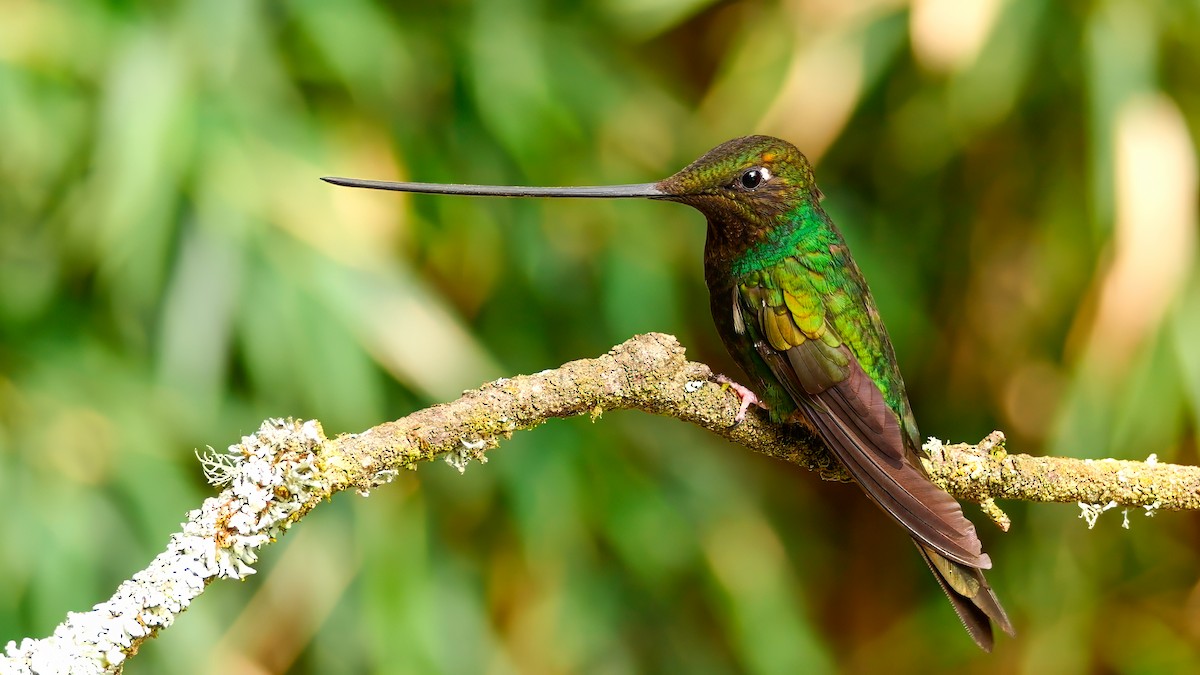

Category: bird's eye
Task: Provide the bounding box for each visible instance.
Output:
[738,167,771,190]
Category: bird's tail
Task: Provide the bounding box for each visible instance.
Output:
[915,543,1015,652]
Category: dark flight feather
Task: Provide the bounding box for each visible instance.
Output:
[751,335,988,567]
[736,281,1014,649]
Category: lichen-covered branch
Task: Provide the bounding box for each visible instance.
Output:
[328,332,1200,512]
[4,332,1198,673]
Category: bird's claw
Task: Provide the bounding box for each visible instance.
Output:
[715,374,764,425]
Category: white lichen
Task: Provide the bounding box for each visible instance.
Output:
[685,380,704,394]
[1078,500,1118,529]
[196,446,237,487]
[445,438,489,474]
[357,469,400,497]
[0,418,332,674]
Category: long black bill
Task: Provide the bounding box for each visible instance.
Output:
[321,176,667,199]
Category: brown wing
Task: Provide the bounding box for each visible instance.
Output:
[739,284,990,568]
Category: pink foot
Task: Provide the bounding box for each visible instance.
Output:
[715,374,766,424]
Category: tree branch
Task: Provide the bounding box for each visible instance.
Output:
[3,332,1196,673]
[331,332,1198,512]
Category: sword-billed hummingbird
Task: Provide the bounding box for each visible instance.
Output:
[323,135,1014,650]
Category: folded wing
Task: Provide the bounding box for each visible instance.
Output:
[737,276,988,568]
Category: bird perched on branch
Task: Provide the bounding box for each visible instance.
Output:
[324,135,1014,650]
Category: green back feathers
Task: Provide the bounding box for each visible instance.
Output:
[730,201,916,440]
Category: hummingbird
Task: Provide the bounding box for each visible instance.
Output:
[323,135,1014,650]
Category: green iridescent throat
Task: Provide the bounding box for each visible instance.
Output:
[729,201,827,278]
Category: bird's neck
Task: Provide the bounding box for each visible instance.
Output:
[703,199,830,286]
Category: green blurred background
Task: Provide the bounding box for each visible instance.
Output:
[2,0,1199,672]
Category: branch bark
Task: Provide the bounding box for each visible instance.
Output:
[3,332,1196,673]
[332,332,1198,511]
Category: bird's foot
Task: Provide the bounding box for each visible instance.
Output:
[715,375,765,425]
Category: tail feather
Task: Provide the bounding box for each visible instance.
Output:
[916,543,1014,652]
